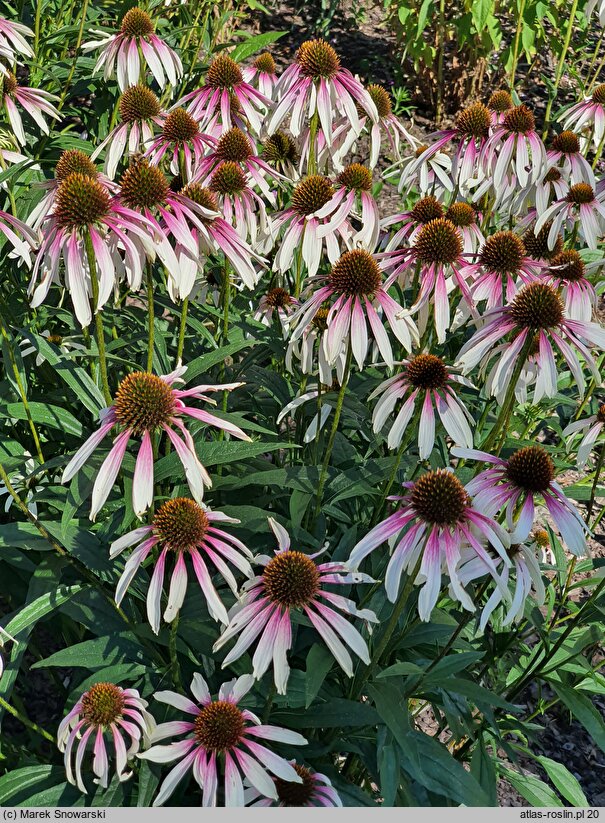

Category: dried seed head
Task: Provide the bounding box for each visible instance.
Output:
[488,90,513,113]
[503,104,536,134]
[209,161,247,195]
[592,84,605,105]
[406,354,448,390]
[216,127,252,162]
[120,159,169,209]
[81,683,125,727]
[291,175,334,215]
[265,287,292,308]
[510,282,564,329]
[410,470,468,525]
[55,149,98,181]
[551,130,580,154]
[479,231,526,275]
[296,39,340,79]
[152,498,209,551]
[414,218,463,265]
[262,132,299,167]
[549,249,585,282]
[113,372,175,435]
[162,108,199,144]
[411,195,444,224]
[455,103,491,138]
[54,173,110,229]
[119,85,161,123]
[206,54,243,88]
[329,249,382,296]
[263,551,320,608]
[366,84,392,119]
[506,446,554,493]
[445,202,476,228]
[522,222,563,260]
[194,701,245,751]
[275,765,316,806]
[566,182,595,205]
[253,52,276,74]
[120,7,154,37]
[337,163,372,192]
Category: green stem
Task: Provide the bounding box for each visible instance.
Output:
[146,264,155,372]
[509,0,527,88]
[84,231,111,405]
[307,110,320,175]
[58,0,90,110]
[0,695,55,743]
[542,0,580,139]
[261,682,277,724]
[434,0,446,125]
[169,616,182,692]
[312,346,352,521]
[176,296,189,363]
[574,354,605,421]
[591,129,605,170]
[587,442,605,521]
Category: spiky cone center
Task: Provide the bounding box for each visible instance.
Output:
[152,497,209,551]
[544,166,562,183]
[296,39,340,79]
[54,173,110,229]
[113,372,176,434]
[275,765,316,806]
[510,282,563,329]
[291,175,334,216]
[180,183,218,212]
[329,249,382,296]
[366,83,392,118]
[455,102,491,138]
[162,108,199,144]
[522,222,563,260]
[410,470,468,525]
[505,446,554,492]
[414,218,463,265]
[263,132,299,166]
[411,195,444,224]
[503,104,536,134]
[119,85,161,123]
[597,403,605,424]
[592,84,605,105]
[312,307,329,332]
[253,52,276,74]
[209,161,247,195]
[488,90,513,113]
[3,72,18,96]
[406,354,448,390]
[549,249,585,282]
[479,231,525,275]
[120,7,154,37]
[337,163,372,192]
[55,149,98,181]
[81,682,125,727]
[445,202,476,228]
[566,183,595,205]
[216,127,252,162]
[533,528,550,548]
[194,701,245,751]
[120,160,168,210]
[551,130,580,154]
[206,54,243,89]
[265,287,292,308]
[263,550,320,608]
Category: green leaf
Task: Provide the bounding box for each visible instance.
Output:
[438,677,518,711]
[305,644,334,708]
[230,31,286,62]
[535,756,588,807]
[417,0,433,34]
[154,440,296,481]
[0,766,64,805]
[272,698,379,728]
[32,632,147,670]
[500,766,563,806]
[0,402,84,436]
[5,583,84,637]
[552,682,605,754]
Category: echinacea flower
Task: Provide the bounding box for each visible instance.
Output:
[83,7,183,91]
[445,202,484,254]
[452,445,589,555]
[20,328,86,366]
[267,39,378,148]
[348,469,510,620]
[139,672,307,806]
[388,140,452,197]
[0,18,34,69]
[369,353,474,455]
[61,365,251,519]
[529,166,569,215]
[457,282,605,403]
[547,130,595,187]
[482,104,546,195]
[561,84,605,151]
[245,763,342,807]
[289,249,418,369]
[312,163,379,249]
[2,72,60,146]
[544,249,596,322]
[534,182,605,251]
[57,682,155,793]
[276,380,337,444]
[455,538,545,631]
[381,195,444,250]
[254,287,298,337]
[242,52,279,99]
[93,85,164,179]
[262,131,300,179]
[285,306,348,386]
[487,90,513,124]
[0,207,38,265]
[180,53,269,135]
[521,220,563,263]
[214,517,378,693]
[563,403,605,468]
[145,107,213,179]
[110,497,254,632]
[0,625,16,680]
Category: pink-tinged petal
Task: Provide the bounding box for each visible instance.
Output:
[418,391,435,459]
[304,607,353,675]
[251,609,281,680]
[62,414,116,483]
[350,297,369,370]
[90,430,131,521]
[348,511,412,567]
[224,752,245,807]
[150,748,197,807]
[272,608,292,694]
[110,526,153,559]
[74,726,94,793]
[234,748,277,800]
[132,430,154,517]
[147,547,167,635]
[154,690,200,714]
[181,407,251,441]
[242,740,305,781]
[189,549,229,624]
[190,673,211,705]
[268,517,290,551]
[164,551,188,624]
[163,423,209,502]
[111,723,128,777]
[216,603,277,666]
[115,539,154,605]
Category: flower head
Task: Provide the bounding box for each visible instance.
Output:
[0,17,34,68]
[246,763,342,806]
[563,403,605,468]
[57,682,155,793]
[561,84,605,150]
[2,71,60,146]
[544,249,596,321]
[139,672,307,806]
[535,182,605,251]
[242,52,279,99]
[61,365,251,519]
[214,518,377,693]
